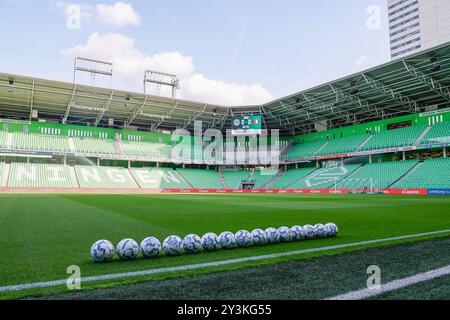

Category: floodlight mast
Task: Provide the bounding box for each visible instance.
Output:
[73,57,113,88]
[143,70,180,98]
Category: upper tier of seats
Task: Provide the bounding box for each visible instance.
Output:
[316,134,370,155]
[287,141,325,159]
[121,141,172,158]
[73,138,117,155]
[336,160,419,189]
[12,133,69,152]
[394,157,450,189]
[361,125,428,151]
[421,122,450,144]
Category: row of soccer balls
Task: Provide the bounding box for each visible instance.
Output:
[90,223,338,263]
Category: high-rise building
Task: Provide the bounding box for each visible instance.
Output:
[388,0,450,59]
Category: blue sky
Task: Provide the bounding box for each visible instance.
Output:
[0,0,390,105]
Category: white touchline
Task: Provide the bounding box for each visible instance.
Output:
[1,229,449,293]
[326,265,450,300]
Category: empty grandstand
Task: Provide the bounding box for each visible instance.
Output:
[0,42,449,194]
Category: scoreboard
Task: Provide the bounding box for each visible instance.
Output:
[231,115,262,135]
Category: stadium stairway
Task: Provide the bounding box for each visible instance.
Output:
[0,163,9,187]
[68,166,80,188]
[389,161,423,188]
[217,170,228,189]
[357,135,373,150]
[414,126,432,145]
[262,170,286,189]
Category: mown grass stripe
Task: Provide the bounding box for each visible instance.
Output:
[1,229,449,293]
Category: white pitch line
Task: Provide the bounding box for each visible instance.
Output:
[326,265,450,300]
[1,229,449,293]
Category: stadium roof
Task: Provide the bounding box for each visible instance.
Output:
[0,42,449,135]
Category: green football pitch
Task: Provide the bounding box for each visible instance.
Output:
[0,193,449,299]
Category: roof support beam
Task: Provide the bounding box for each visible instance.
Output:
[180,105,207,130]
[63,85,77,124]
[124,95,148,127]
[152,100,179,130]
[362,73,418,112]
[29,79,35,120]
[94,91,114,126]
[402,60,450,102]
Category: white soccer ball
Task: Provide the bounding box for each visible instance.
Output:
[163,235,185,256]
[290,225,306,241]
[265,227,280,244]
[183,234,203,253]
[116,239,139,260]
[235,230,253,248]
[314,224,327,239]
[140,237,161,258]
[251,229,267,246]
[90,240,115,263]
[219,231,236,249]
[303,224,316,239]
[278,227,292,242]
[201,233,220,251]
[325,223,339,237]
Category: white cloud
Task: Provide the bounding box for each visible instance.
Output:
[355,54,370,67]
[63,33,273,106]
[55,1,140,28]
[96,2,141,28]
[180,75,273,106]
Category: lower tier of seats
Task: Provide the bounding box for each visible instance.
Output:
[0,158,448,190]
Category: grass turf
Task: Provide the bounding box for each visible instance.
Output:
[0,193,449,299]
[38,236,450,300]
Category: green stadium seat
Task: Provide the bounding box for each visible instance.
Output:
[252,170,279,189]
[11,133,69,152]
[361,125,427,151]
[290,164,361,189]
[121,141,172,159]
[73,138,117,155]
[268,167,317,189]
[8,163,75,188]
[130,168,191,189]
[222,170,250,189]
[286,141,326,159]
[177,168,223,189]
[337,160,419,189]
[394,158,450,189]
[421,122,450,145]
[316,135,370,155]
[75,165,139,189]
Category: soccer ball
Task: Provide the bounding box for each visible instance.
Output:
[163,235,185,256]
[290,225,306,241]
[219,231,236,249]
[325,223,339,237]
[140,237,161,258]
[278,227,292,242]
[251,229,267,246]
[265,227,280,244]
[183,234,203,253]
[90,240,115,263]
[201,233,220,251]
[235,230,253,248]
[303,225,316,239]
[116,239,139,260]
[314,224,327,238]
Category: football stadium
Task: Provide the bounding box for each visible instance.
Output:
[1,2,450,303]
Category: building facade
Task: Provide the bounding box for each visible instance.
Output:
[388,0,450,59]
